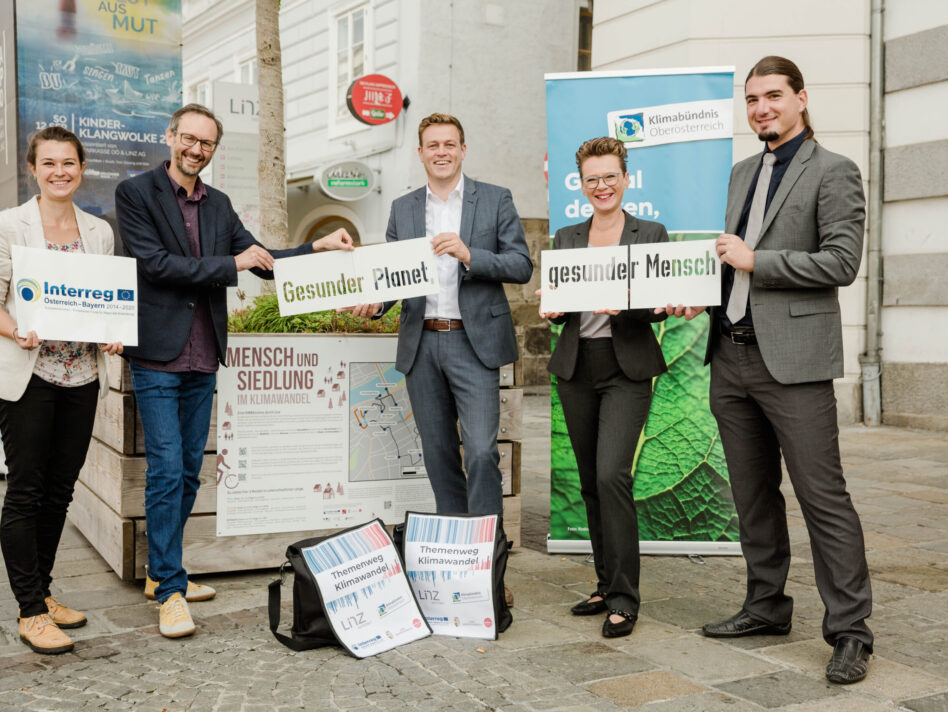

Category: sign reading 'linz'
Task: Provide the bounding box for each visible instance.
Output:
[274,239,440,315]
[540,239,721,313]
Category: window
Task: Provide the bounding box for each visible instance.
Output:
[329,2,372,134]
[306,216,361,246]
[578,5,592,71]
[189,80,210,108]
[239,58,258,85]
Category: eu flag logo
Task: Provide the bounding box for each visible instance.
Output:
[117,289,135,301]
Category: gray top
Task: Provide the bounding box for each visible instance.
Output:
[578,239,620,339]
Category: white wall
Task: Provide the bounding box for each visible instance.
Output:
[590,0,872,420]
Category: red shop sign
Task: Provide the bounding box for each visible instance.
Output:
[346,74,403,125]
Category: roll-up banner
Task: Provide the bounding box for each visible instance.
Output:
[545,68,741,555]
[14,0,182,223]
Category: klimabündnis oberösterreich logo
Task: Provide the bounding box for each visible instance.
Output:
[16,278,41,302]
[614,113,645,143]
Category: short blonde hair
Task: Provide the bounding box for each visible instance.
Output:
[418,113,465,146]
[575,137,627,175]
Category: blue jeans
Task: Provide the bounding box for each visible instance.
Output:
[129,364,216,603]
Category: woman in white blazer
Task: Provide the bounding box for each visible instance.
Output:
[0,127,122,655]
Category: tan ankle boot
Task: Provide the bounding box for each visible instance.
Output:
[18,614,74,655]
[44,596,87,629]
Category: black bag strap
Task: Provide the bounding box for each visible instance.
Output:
[268,564,325,652]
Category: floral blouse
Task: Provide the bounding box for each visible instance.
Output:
[32,238,98,388]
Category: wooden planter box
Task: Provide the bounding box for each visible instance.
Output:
[70,349,523,581]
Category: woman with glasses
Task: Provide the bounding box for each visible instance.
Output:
[0,127,122,654]
[539,137,668,638]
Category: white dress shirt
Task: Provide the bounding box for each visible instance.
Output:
[424,174,464,319]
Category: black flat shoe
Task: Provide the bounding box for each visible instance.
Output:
[571,592,608,616]
[702,609,791,638]
[602,609,636,638]
[826,636,870,684]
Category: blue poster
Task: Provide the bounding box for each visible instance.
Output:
[15,0,182,221]
[545,68,741,553]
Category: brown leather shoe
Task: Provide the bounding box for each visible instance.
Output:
[44,596,87,629]
[504,586,514,607]
[18,614,74,655]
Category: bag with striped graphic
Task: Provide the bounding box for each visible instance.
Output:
[269,519,431,657]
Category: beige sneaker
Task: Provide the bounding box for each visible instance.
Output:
[158,593,196,638]
[44,596,87,629]
[19,614,74,654]
[144,575,216,602]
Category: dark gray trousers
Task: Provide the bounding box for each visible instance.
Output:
[557,339,652,614]
[709,337,873,650]
[406,329,503,516]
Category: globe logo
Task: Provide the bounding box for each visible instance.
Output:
[16,278,41,302]
[615,113,645,143]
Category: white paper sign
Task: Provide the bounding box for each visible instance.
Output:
[12,245,138,345]
[275,239,439,316]
[404,513,501,640]
[303,520,431,658]
[606,98,733,149]
[216,334,436,536]
[540,239,720,312]
[540,245,629,313]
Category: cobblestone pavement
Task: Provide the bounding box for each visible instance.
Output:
[0,390,946,711]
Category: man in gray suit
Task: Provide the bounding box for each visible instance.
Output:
[347,112,532,527]
[664,57,872,684]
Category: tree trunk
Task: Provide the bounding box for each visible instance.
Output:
[256,0,289,249]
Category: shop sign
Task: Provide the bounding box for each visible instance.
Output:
[346,73,403,125]
[319,160,375,202]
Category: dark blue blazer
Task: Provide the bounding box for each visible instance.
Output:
[115,164,309,364]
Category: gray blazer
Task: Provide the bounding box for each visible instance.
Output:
[547,213,668,382]
[705,139,865,384]
[383,176,533,373]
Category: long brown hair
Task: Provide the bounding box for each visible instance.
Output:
[746,56,815,141]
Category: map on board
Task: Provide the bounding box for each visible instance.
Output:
[348,363,426,482]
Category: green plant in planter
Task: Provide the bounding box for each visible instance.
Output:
[228,294,401,334]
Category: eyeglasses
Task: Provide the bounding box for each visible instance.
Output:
[582,172,623,189]
[175,132,218,153]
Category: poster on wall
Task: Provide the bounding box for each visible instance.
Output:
[403,513,500,640]
[301,520,431,658]
[545,67,740,555]
[14,0,182,221]
[215,334,436,537]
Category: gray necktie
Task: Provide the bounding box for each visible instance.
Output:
[725,152,776,324]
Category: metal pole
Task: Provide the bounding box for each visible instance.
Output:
[860,0,885,426]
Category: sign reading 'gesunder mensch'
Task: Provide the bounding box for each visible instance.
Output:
[540,239,721,313]
[274,239,440,316]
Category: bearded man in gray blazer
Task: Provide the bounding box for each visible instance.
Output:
[346,113,533,529]
[665,57,873,684]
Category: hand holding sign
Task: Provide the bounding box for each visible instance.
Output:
[311,227,355,254]
[12,328,40,350]
[337,302,383,319]
[431,232,470,266]
[716,233,753,271]
[655,304,707,320]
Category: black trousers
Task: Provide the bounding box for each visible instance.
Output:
[556,339,652,614]
[0,375,98,617]
[709,337,873,650]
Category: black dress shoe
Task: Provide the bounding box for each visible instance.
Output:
[571,592,608,616]
[702,610,791,638]
[826,636,870,684]
[602,609,636,638]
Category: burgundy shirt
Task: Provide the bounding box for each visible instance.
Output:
[129,163,219,373]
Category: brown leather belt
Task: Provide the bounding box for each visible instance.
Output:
[423,318,464,331]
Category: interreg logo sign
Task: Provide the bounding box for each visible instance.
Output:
[16,278,41,302]
[21,279,136,304]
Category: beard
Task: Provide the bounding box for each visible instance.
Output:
[757,130,779,142]
[175,152,207,177]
